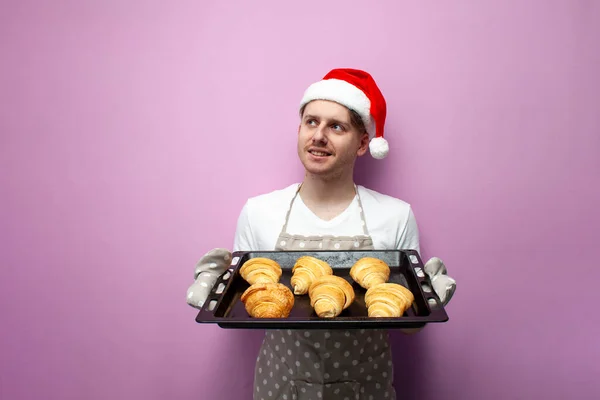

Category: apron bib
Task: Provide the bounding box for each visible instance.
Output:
[253,185,395,400]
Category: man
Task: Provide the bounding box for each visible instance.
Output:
[187,68,456,400]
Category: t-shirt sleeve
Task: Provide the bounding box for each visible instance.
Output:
[232,201,256,252]
[396,206,421,253]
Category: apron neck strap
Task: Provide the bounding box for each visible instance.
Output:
[280,183,370,236]
[280,183,302,233]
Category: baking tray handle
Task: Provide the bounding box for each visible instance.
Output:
[195,253,243,323]
[403,249,449,320]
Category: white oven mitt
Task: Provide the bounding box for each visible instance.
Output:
[423,256,456,306]
[186,248,232,309]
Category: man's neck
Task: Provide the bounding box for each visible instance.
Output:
[298,173,357,221]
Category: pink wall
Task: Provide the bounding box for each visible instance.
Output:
[1,1,599,399]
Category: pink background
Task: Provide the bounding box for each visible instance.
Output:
[2,1,599,399]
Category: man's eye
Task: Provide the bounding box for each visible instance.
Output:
[307,119,317,126]
[332,124,343,131]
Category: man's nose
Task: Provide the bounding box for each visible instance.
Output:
[312,123,328,144]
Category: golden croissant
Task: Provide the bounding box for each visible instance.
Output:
[240,257,282,285]
[349,257,391,289]
[364,283,414,318]
[308,275,355,318]
[291,256,333,295]
[240,283,295,318]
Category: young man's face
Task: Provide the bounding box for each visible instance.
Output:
[297,100,370,180]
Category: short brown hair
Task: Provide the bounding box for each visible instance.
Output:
[300,103,367,135]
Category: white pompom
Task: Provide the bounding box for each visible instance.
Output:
[369,137,389,159]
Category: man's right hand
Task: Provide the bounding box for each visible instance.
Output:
[186,248,232,309]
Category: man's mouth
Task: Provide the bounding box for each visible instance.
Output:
[309,149,332,157]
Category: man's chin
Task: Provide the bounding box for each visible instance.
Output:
[303,165,342,181]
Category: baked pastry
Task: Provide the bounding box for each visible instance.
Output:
[349,257,391,289]
[240,283,294,318]
[308,275,355,318]
[239,257,282,285]
[364,283,414,317]
[290,256,333,295]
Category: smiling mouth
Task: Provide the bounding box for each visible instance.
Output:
[309,150,331,157]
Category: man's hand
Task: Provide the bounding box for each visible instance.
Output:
[186,248,232,309]
[423,256,456,306]
[401,256,456,335]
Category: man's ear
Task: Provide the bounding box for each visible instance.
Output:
[357,133,370,156]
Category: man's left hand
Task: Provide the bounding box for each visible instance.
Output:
[423,256,456,306]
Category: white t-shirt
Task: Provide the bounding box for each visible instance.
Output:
[232,184,420,253]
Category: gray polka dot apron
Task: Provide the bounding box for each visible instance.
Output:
[253,186,395,400]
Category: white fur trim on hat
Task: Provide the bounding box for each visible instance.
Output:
[300,79,376,137]
[369,137,389,159]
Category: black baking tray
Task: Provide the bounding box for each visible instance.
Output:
[195,250,449,329]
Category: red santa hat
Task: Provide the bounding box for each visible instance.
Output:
[299,68,389,159]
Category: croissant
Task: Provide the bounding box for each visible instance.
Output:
[290,256,333,295]
[349,257,391,289]
[364,283,414,318]
[308,275,355,318]
[240,257,282,285]
[240,283,295,318]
